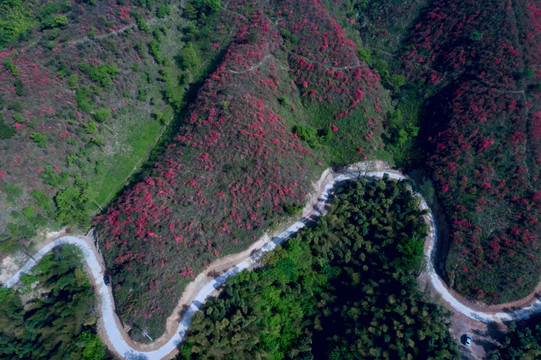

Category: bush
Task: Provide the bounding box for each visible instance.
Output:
[68,74,78,89]
[93,108,111,123]
[2,57,20,77]
[32,190,52,211]
[30,132,47,147]
[13,113,24,123]
[0,120,15,139]
[89,63,120,88]
[85,120,97,134]
[156,5,172,18]
[179,45,200,69]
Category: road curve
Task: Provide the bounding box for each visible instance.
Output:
[3,161,541,359]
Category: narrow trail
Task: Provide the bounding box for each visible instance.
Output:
[3,160,541,359]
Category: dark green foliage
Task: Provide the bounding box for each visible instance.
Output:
[14,78,23,96]
[0,119,16,139]
[487,319,541,359]
[75,87,94,112]
[156,5,172,18]
[179,179,457,360]
[0,245,107,360]
[185,0,221,20]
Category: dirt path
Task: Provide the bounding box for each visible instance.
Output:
[3,160,541,359]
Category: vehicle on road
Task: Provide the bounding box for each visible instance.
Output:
[464,334,472,346]
[104,275,110,286]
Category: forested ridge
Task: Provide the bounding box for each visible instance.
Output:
[178,178,458,360]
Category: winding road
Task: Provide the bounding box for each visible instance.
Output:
[3,161,540,359]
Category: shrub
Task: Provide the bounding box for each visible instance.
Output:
[32,190,52,211]
[30,132,47,147]
[22,207,34,219]
[13,113,24,123]
[89,63,120,88]
[85,120,97,134]
[0,120,15,139]
[2,57,20,77]
[156,5,172,18]
[93,108,111,123]
[68,74,78,89]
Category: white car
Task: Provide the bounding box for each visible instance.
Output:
[464,335,472,346]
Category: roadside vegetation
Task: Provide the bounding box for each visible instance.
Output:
[178,178,458,359]
[0,245,109,360]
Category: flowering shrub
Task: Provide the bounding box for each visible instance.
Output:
[405,0,541,302]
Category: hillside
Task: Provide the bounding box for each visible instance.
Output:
[405,0,541,303]
[94,0,392,340]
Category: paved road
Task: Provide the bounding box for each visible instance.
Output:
[4,161,540,359]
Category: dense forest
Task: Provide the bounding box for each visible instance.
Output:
[0,245,108,360]
[178,178,458,359]
[487,318,541,359]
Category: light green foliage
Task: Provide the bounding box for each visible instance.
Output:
[293,124,332,148]
[55,186,90,225]
[68,74,78,89]
[4,184,21,202]
[54,14,68,26]
[75,86,95,112]
[30,132,47,148]
[40,167,68,187]
[77,331,107,360]
[2,57,20,77]
[21,206,34,219]
[85,120,97,134]
[13,113,24,123]
[32,190,52,211]
[148,39,164,64]
[93,108,111,123]
[358,48,371,62]
[133,11,150,33]
[0,0,37,47]
[89,63,121,88]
